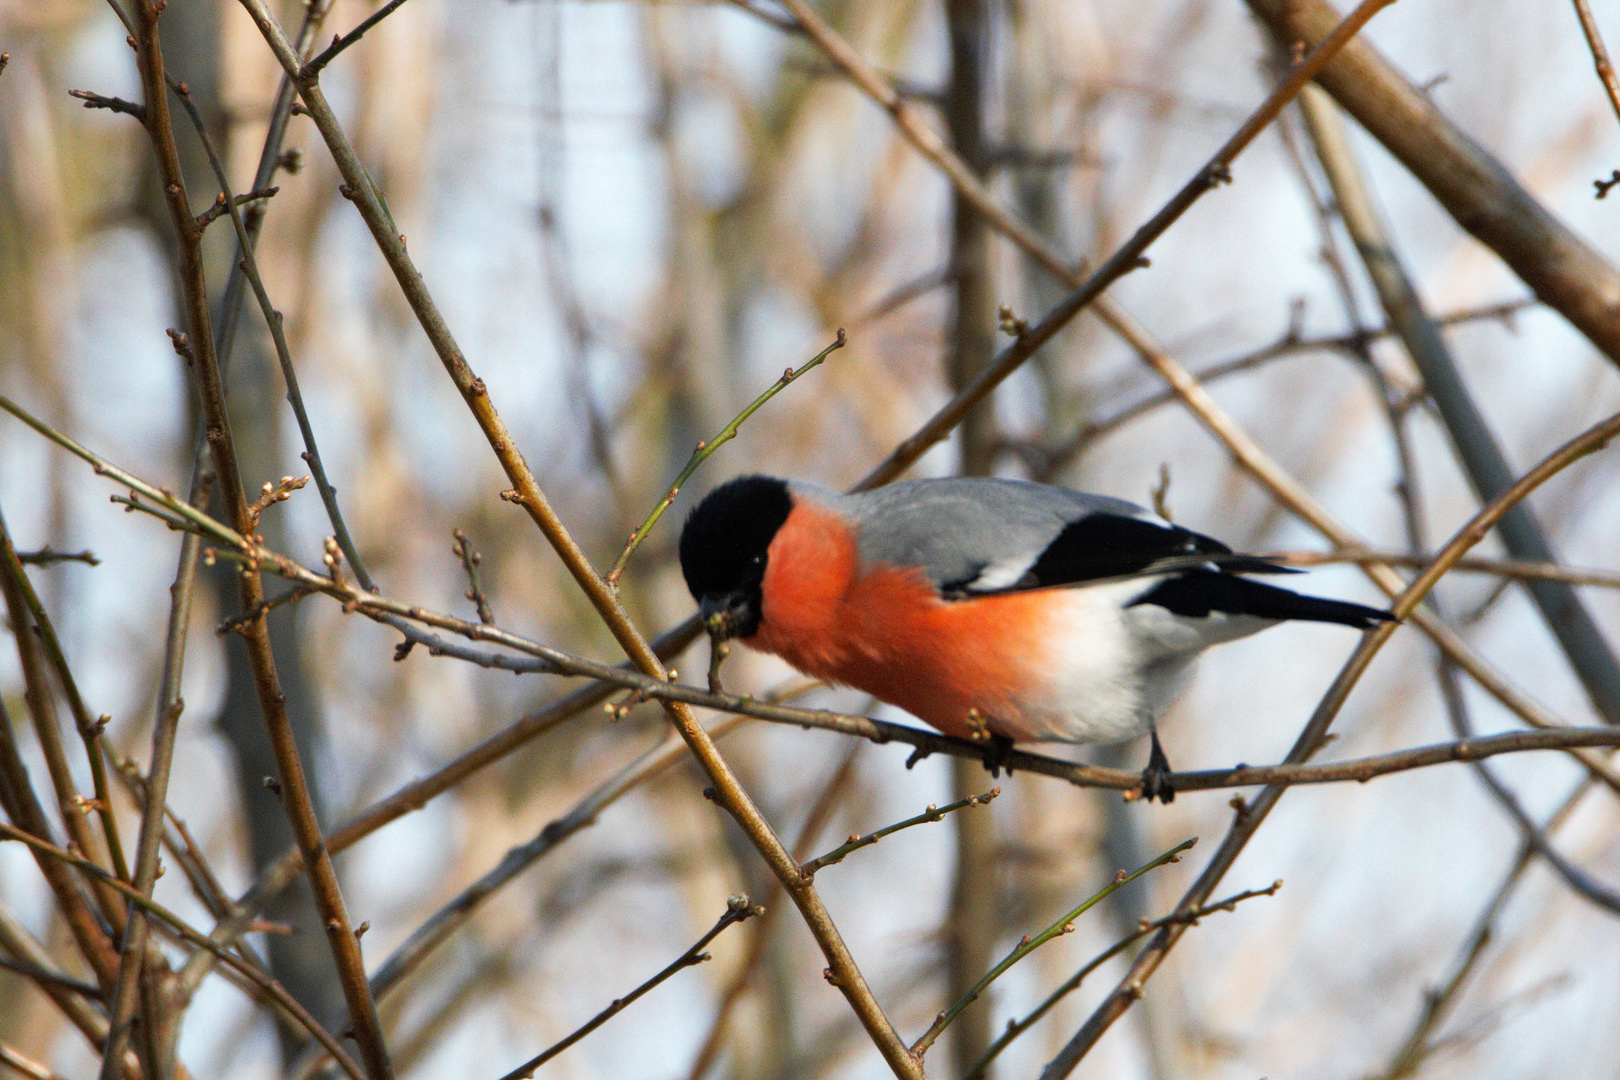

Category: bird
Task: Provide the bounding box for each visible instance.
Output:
[678,474,1393,802]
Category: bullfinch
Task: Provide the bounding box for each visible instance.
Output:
[678,475,1393,802]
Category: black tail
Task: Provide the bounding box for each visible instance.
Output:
[1130,571,1395,628]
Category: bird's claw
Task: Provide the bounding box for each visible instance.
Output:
[1139,731,1176,804]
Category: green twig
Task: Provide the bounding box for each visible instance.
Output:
[802,788,1000,876]
[910,837,1197,1060]
[605,329,845,585]
[0,395,245,549]
[961,879,1282,1079]
[494,896,762,1080]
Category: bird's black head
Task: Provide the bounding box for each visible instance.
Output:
[679,475,793,640]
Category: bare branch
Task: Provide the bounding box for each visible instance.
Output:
[494,896,762,1080]
[910,839,1196,1060]
[606,329,843,584]
[802,788,998,876]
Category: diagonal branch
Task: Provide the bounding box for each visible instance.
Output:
[231,3,923,1071]
[1246,0,1620,365]
[494,897,762,1080]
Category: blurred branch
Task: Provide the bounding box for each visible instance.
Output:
[362,720,738,1006]
[15,547,100,567]
[0,507,130,888]
[0,904,135,1079]
[0,823,365,1080]
[494,896,762,1080]
[964,882,1281,1080]
[607,329,844,584]
[0,1045,69,1080]
[0,637,120,995]
[1247,0,1620,365]
[1298,82,1620,727]
[1027,298,1534,480]
[1376,777,1594,1078]
[802,788,998,876]
[1266,549,1620,589]
[910,839,1196,1061]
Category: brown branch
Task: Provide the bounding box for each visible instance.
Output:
[0,508,130,892]
[123,2,393,1075]
[1035,403,1620,1078]
[0,904,139,1080]
[67,89,146,121]
[234,3,921,1071]
[299,0,413,80]
[450,529,494,625]
[1267,549,1620,589]
[1572,0,1620,134]
[1246,0,1620,365]
[0,822,365,1080]
[193,185,278,231]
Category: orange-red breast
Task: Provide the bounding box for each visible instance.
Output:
[679,475,1392,801]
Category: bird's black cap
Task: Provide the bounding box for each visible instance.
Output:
[678,475,793,638]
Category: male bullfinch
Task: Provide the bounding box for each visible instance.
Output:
[678,475,1393,802]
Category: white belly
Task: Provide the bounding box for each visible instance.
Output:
[999,580,1277,744]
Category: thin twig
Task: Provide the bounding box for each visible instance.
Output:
[494,897,762,1080]
[236,4,921,1069]
[0,821,366,1080]
[1572,0,1620,132]
[451,529,494,624]
[124,4,393,1070]
[802,788,999,876]
[963,882,1282,1079]
[193,186,278,231]
[910,839,1196,1060]
[300,0,414,80]
[1265,549,1620,589]
[15,547,100,567]
[67,89,146,121]
[606,330,844,584]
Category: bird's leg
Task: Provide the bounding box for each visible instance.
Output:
[1139,729,1176,804]
[980,733,1016,778]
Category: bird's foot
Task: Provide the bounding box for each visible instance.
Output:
[979,733,1016,778]
[1138,731,1176,804]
